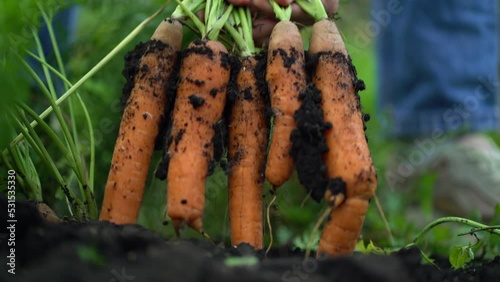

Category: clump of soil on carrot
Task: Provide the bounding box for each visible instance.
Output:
[307,51,369,133]
[153,51,182,180]
[208,120,227,175]
[121,39,176,108]
[253,52,270,116]
[121,41,148,107]
[188,94,206,109]
[291,51,371,201]
[290,82,346,202]
[272,47,299,68]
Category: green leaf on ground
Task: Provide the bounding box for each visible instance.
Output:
[224,256,258,267]
[449,245,474,269]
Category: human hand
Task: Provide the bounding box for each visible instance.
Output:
[227,0,339,46]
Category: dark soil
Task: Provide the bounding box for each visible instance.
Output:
[1,198,499,282]
[290,83,345,202]
[188,94,206,109]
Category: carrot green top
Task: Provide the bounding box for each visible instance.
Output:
[174,0,233,41]
[225,7,256,56]
[295,0,328,21]
[269,0,292,21]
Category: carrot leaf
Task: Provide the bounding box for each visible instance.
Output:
[295,0,328,21]
[224,7,256,56]
[207,4,233,40]
[269,0,292,21]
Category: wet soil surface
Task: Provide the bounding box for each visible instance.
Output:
[1,198,499,282]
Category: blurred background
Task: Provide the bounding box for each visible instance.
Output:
[1,0,499,257]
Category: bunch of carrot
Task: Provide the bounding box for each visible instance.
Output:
[99,0,377,258]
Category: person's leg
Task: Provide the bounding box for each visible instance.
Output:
[374,0,500,220]
[376,0,498,138]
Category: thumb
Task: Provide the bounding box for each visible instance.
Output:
[273,0,293,6]
[227,0,252,6]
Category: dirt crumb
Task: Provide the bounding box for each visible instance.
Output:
[272,48,298,68]
[174,129,185,146]
[210,88,218,98]
[208,120,227,176]
[188,95,205,109]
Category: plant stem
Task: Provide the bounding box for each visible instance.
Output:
[174,0,206,36]
[76,94,95,194]
[224,21,248,55]
[42,7,86,199]
[295,0,328,22]
[239,8,254,52]
[18,54,86,189]
[411,217,500,247]
[17,103,72,168]
[224,7,255,56]
[9,109,87,219]
[172,0,205,18]
[269,0,292,21]
[6,145,34,199]
[26,48,97,208]
[10,144,41,200]
[207,4,233,40]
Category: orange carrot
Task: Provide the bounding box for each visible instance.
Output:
[100,19,183,224]
[228,56,269,248]
[265,21,307,188]
[309,19,377,256]
[166,39,230,233]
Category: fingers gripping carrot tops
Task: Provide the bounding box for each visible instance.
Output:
[265,21,307,188]
[309,19,377,257]
[166,40,230,234]
[100,19,183,224]
[228,55,269,249]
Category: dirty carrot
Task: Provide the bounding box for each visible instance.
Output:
[228,56,269,248]
[166,39,230,233]
[265,20,307,188]
[308,19,377,256]
[223,8,269,248]
[99,19,183,224]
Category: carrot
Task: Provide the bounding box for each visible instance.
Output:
[228,55,269,248]
[100,19,183,224]
[308,19,377,256]
[265,20,307,187]
[166,39,230,233]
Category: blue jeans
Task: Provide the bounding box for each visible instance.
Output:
[374,0,499,138]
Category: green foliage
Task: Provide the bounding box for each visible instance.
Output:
[292,228,320,251]
[75,244,107,266]
[224,256,259,267]
[449,244,474,269]
[355,240,389,255]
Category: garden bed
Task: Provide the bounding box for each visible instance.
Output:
[1,197,499,282]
